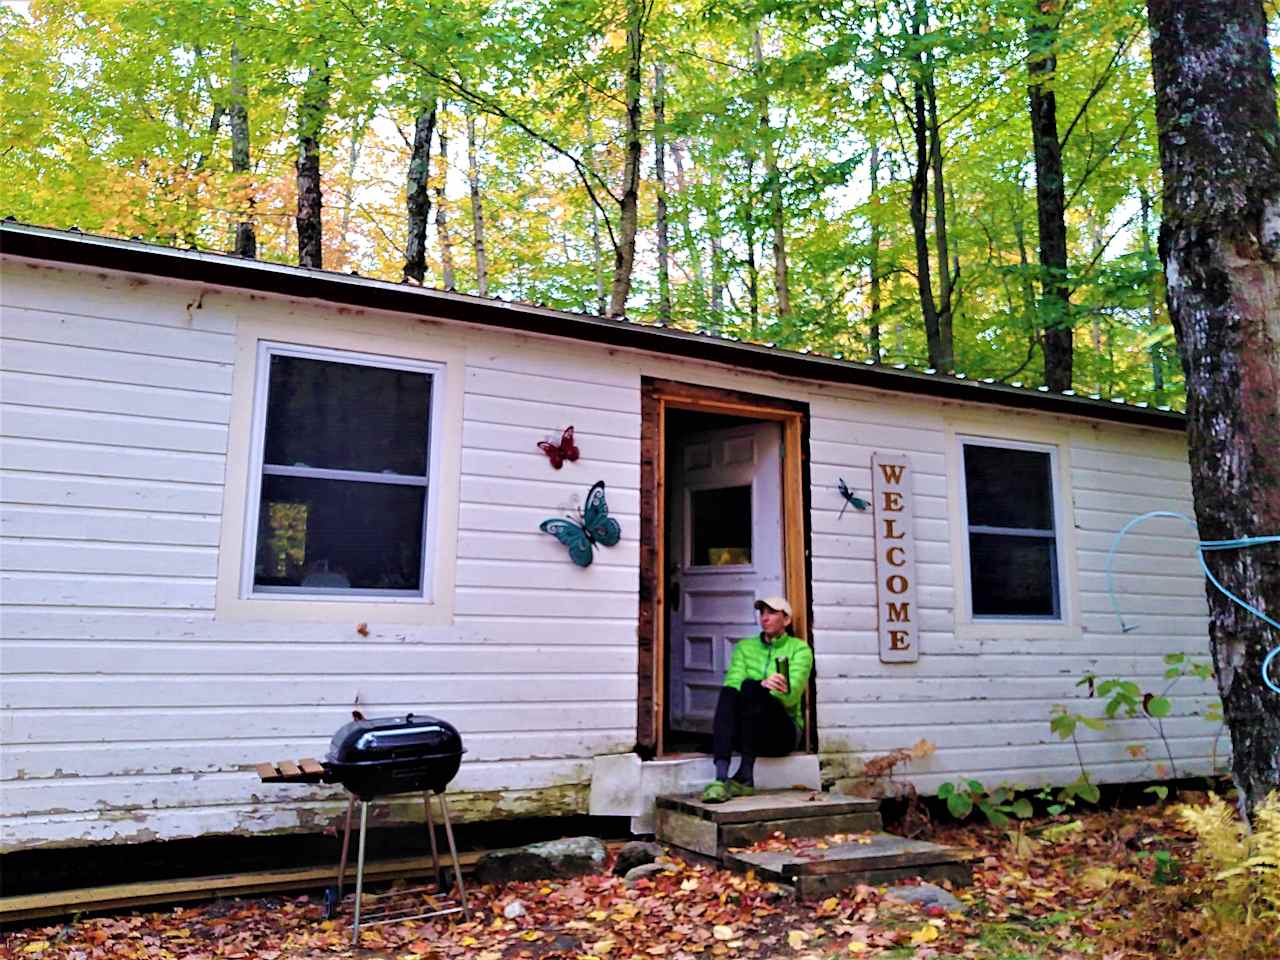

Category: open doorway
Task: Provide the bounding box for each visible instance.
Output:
[637,378,812,757]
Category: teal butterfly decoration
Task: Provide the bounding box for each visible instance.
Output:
[540,480,622,567]
[837,477,869,518]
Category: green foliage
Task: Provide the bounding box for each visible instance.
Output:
[0,0,1209,402]
[938,779,1035,827]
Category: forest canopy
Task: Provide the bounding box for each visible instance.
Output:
[3,0,1277,404]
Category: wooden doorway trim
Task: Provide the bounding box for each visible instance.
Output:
[637,377,813,756]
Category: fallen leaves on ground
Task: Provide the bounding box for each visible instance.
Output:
[2,797,1255,960]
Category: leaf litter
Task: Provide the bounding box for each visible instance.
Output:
[1,798,1250,960]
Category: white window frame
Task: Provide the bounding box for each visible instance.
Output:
[239,341,446,602]
[956,435,1068,623]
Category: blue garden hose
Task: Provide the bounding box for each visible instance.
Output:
[1104,511,1280,694]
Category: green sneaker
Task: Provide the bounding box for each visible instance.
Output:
[726,779,756,798]
[701,780,730,804]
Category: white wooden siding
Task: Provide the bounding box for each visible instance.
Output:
[0,257,1215,852]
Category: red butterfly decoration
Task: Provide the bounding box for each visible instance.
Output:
[538,426,580,469]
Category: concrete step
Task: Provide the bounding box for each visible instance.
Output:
[725,832,975,899]
[654,788,883,858]
[588,753,821,833]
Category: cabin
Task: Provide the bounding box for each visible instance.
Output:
[0,222,1219,855]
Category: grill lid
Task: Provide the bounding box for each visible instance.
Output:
[326,713,462,766]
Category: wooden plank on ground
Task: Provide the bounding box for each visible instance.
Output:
[727,834,971,878]
[719,813,883,850]
[655,789,879,825]
[0,842,625,924]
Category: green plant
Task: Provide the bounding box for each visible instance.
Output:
[938,779,1033,827]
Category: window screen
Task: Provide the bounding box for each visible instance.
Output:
[251,350,432,595]
[963,443,1060,618]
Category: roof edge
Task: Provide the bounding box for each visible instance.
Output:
[1,222,1185,432]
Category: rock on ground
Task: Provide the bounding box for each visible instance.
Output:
[885,882,963,912]
[473,836,608,885]
[623,862,672,886]
[612,841,665,877]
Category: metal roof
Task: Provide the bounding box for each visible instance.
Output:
[0,221,1184,432]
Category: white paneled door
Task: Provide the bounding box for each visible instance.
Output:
[668,422,783,734]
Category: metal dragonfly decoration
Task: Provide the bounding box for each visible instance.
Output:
[540,480,621,567]
[837,477,869,519]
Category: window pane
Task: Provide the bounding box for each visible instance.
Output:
[254,475,425,591]
[264,354,430,475]
[691,485,752,566]
[964,444,1054,529]
[969,533,1058,616]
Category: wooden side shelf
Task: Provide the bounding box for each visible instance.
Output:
[255,758,327,784]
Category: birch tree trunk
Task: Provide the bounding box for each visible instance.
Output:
[229,41,256,258]
[403,99,438,283]
[653,62,672,323]
[295,63,329,269]
[1027,1,1073,391]
[1147,0,1280,820]
[466,108,488,297]
[435,115,456,291]
[607,0,645,318]
[752,29,790,318]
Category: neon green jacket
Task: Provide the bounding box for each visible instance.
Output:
[722,632,814,730]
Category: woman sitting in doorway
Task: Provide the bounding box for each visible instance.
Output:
[702,596,813,803]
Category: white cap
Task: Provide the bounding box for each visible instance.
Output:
[754,596,793,618]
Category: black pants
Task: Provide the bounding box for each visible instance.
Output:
[711,680,799,764]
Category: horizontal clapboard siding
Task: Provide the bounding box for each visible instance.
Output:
[1,263,644,850]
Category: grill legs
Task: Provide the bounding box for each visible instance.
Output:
[336,790,467,945]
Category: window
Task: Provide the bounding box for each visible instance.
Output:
[690,484,753,566]
[960,440,1061,618]
[244,344,441,598]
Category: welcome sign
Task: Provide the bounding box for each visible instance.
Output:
[872,453,919,663]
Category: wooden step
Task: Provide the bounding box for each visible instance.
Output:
[655,789,883,858]
[725,833,975,899]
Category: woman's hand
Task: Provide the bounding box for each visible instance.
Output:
[762,673,788,693]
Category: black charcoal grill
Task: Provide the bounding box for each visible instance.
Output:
[325,712,464,800]
[256,712,469,942]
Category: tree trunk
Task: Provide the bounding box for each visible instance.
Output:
[295,64,329,269]
[608,0,645,318]
[653,62,672,323]
[868,140,883,360]
[1140,186,1165,396]
[907,0,947,371]
[752,29,790,318]
[744,158,760,336]
[585,98,607,316]
[1027,2,1072,391]
[670,140,706,313]
[338,117,368,261]
[466,108,489,297]
[403,99,438,283]
[709,157,725,319]
[1147,0,1280,820]
[229,42,256,258]
[925,66,952,355]
[435,115,456,291]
